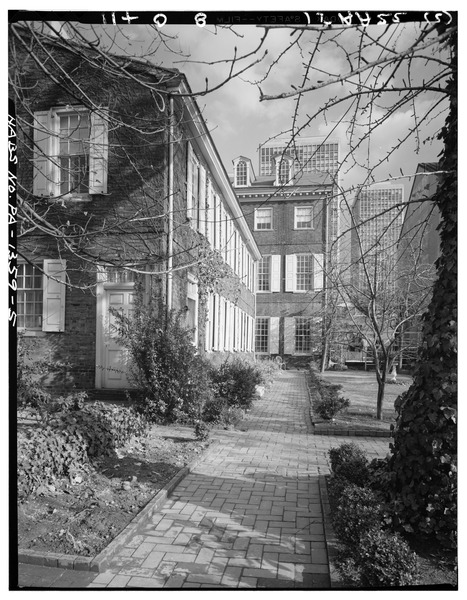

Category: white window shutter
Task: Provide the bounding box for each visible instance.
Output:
[285,254,296,292]
[220,205,226,254]
[205,293,212,351]
[89,109,108,194]
[313,253,324,290]
[186,142,193,220]
[33,111,52,197]
[206,180,214,246]
[199,165,206,235]
[284,317,295,354]
[212,295,219,351]
[42,259,66,332]
[271,255,281,292]
[269,317,280,354]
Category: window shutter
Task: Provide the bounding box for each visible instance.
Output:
[206,180,214,246]
[271,255,281,292]
[285,254,296,292]
[313,253,324,290]
[187,142,194,220]
[33,111,51,197]
[199,165,206,234]
[42,259,66,332]
[284,317,295,354]
[235,306,240,350]
[269,317,280,354]
[220,205,226,254]
[89,109,108,194]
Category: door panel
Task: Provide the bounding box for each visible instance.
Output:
[103,288,134,389]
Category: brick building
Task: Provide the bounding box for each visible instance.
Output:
[397,163,441,365]
[11,24,260,394]
[232,144,337,364]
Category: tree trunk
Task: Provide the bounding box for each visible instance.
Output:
[375,360,387,420]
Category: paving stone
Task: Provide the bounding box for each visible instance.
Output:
[17,372,392,591]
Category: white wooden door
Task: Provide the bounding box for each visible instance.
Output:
[103,288,134,389]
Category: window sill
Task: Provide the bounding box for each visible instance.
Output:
[17,330,47,338]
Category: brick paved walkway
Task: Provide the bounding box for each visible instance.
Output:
[17,370,391,590]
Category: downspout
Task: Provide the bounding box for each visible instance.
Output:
[320,193,329,372]
[167,94,174,314]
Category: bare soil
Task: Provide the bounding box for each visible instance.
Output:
[17,422,210,557]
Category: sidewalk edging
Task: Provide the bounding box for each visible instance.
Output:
[18,439,220,573]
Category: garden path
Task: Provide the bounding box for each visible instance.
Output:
[18,370,391,589]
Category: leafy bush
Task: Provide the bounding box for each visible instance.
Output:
[55,401,149,458]
[309,364,350,420]
[327,475,349,514]
[194,420,210,441]
[332,484,384,548]
[329,442,369,486]
[201,396,243,427]
[391,393,457,549]
[18,400,149,500]
[210,358,263,411]
[314,393,350,420]
[18,425,89,500]
[340,529,419,587]
[17,334,52,410]
[112,286,214,424]
[255,358,282,386]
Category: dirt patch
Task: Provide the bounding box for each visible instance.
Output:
[17,423,210,557]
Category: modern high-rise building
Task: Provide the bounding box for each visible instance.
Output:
[351,184,405,287]
[259,136,340,177]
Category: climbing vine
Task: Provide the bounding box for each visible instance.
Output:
[389,24,457,548]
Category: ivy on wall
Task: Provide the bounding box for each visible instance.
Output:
[389,25,457,548]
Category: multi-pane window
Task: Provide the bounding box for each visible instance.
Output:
[278,160,290,185]
[255,317,269,353]
[257,256,271,291]
[255,207,273,230]
[104,267,137,284]
[17,264,43,329]
[295,317,312,353]
[296,254,313,291]
[236,160,247,186]
[59,112,90,195]
[295,206,313,229]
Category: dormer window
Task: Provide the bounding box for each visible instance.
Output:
[233,156,254,188]
[236,160,247,186]
[274,154,293,186]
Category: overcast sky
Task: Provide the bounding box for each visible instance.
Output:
[92,16,449,206]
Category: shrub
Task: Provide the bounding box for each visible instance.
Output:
[355,529,419,587]
[309,365,350,420]
[332,484,384,547]
[17,334,52,411]
[327,474,349,515]
[55,401,149,458]
[255,358,282,386]
[210,358,263,411]
[18,400,149,500]
[112,286,214,424]
[329,442,369,486]
[314,393,350,420]
[18,425,89,500]
[194,420,210,441]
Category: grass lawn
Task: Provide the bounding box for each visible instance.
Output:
[316,370,412,431]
